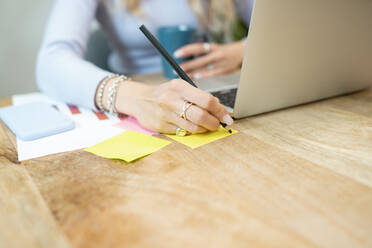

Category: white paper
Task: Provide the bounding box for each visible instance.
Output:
[12,93,125,161]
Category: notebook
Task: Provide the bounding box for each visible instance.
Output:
[0,102,75,141]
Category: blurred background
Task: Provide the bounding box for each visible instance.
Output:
[0,1,247,99]
[0,0,53,98]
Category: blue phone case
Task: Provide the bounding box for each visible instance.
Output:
[0,102,75,141]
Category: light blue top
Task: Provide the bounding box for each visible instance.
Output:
[36,0,254,109]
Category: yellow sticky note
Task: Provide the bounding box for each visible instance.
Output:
[85,131,171,162]
[166,126,238,149]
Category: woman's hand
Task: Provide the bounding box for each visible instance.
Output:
[114,79,234,134]
[174,40,246,80]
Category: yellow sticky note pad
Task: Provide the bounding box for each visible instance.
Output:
[166,127,238,149]
[85,131,171,162]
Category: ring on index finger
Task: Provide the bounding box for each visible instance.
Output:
[179,100,193,121]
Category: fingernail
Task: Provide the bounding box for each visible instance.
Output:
[174,50,183,58]
[222,114,234,126]
[193,73,203,79]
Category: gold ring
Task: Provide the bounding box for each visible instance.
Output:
[179,100,193,121]
[176,127,187,136]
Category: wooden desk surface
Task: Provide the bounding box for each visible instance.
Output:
[0,79,372,248]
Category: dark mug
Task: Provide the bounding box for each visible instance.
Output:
[157,25,197,79]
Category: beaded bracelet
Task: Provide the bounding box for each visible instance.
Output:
[96,74,118,111]
[106,75,129,115]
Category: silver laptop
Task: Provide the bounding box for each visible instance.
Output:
[196,0,372,118]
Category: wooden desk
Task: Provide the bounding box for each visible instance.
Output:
[1,79,372,248]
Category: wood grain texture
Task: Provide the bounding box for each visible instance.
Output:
[0,158,72,248]
[23,134,372,248]
[236,91,372,188]
[0,112,71,248]
[1,87,372,247]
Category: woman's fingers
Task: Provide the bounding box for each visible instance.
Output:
[150,95,208,134]
[183,88,231,124]
[174,43,217,58]
[149,79,233,133]
[172,100,220,131]
[135,113,177,134]
[180,51,223,72]
[168,112,208,134]
[191,66,230,80]
[155,88,220,132]
[153,122,178,134]
[184,105,220,131]
[171,80,233,125]
[138,110,206,134]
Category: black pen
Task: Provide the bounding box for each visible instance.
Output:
[139,24,232,133]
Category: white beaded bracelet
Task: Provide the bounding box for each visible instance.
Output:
[106,75,129,115]
[96,74,118,111]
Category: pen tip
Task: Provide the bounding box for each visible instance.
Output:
[220,122,232,133]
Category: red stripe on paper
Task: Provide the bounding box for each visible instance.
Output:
[93,110,109,120]
[67,104,81,114]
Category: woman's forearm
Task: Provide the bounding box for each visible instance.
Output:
[36,44,112,109]
[36,0,110,109]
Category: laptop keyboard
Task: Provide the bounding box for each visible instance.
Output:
[210,88,238,109]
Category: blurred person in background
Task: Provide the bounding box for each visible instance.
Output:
[37,0,254,134]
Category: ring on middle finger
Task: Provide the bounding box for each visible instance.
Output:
[179,100,193,121]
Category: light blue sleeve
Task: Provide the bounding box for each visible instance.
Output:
[36,0,113,110]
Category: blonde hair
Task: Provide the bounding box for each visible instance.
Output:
[105,0,237,42]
